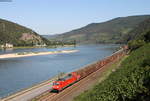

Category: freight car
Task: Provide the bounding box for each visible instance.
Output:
[52,72,80,92]
[52,49,125,93]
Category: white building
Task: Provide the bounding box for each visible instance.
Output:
[1,43,14,48]
[35,43,47,47]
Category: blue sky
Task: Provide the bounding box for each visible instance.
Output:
[0,0,150,35]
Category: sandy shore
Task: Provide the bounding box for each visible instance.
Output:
[0,50,79,59]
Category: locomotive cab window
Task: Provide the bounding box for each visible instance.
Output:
[68,74,72,77]
[53,82,60,85]
[63,74,72,80]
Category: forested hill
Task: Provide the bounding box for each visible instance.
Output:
[0,18,50,46]
[48,15,150,44]
[73,16,150,101]
[119,17,150,43]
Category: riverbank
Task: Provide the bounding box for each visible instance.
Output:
[33,49,126,101]
[0,73,65,101]
[0,45,76,50]
[0,50,78,59]
[0,48,125,101]
[74,44,150,101]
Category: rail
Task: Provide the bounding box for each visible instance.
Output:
[0,48,126,101]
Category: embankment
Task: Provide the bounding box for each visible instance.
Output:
[75,49,126,79]
[74,44,150,101]
[33,48,127,101]
[0,48,126,101]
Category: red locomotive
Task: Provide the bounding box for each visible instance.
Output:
[52,72,80,92]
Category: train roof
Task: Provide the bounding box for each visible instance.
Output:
[56,73,72,81]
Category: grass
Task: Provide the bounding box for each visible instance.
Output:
[13,44,75,49]
[72,55,128,101]
[74,43,150,101]
[14,46,37,49]
[97,55,128,84]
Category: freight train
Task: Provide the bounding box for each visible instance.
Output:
[52,72,80,92]
[52,49,126,92]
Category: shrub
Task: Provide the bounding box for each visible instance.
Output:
[74,43,150,101]
[128,40,145,50]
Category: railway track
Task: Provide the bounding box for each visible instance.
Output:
[34,68,98,101]
[50,71,98,101]
[1,49,125,101]
[34,52,124,101]
[36,93,57,101]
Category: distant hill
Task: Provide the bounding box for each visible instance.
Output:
[119,17,150,43]
[48,15,150,44]
[42,34,57,39]
[0,19,50,46]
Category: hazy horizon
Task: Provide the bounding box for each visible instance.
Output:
[0,0,150,35]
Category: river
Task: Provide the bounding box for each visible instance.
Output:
[0,44,120,98]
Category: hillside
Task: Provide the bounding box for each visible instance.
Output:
[0,19,50,47]
[74,27,150,101]
[119,17,150,43]
[48,15,150,44]
[74,43,150,101]
[73,16,150,101]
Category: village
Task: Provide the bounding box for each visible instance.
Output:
[0,43,14,48]
[0,43,48,49]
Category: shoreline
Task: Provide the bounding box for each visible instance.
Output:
[0,45,76,50]
[0,50,78,59]
[0,73,66,101]
[0,49,125,101]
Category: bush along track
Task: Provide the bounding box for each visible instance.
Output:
[74,43,150,101]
